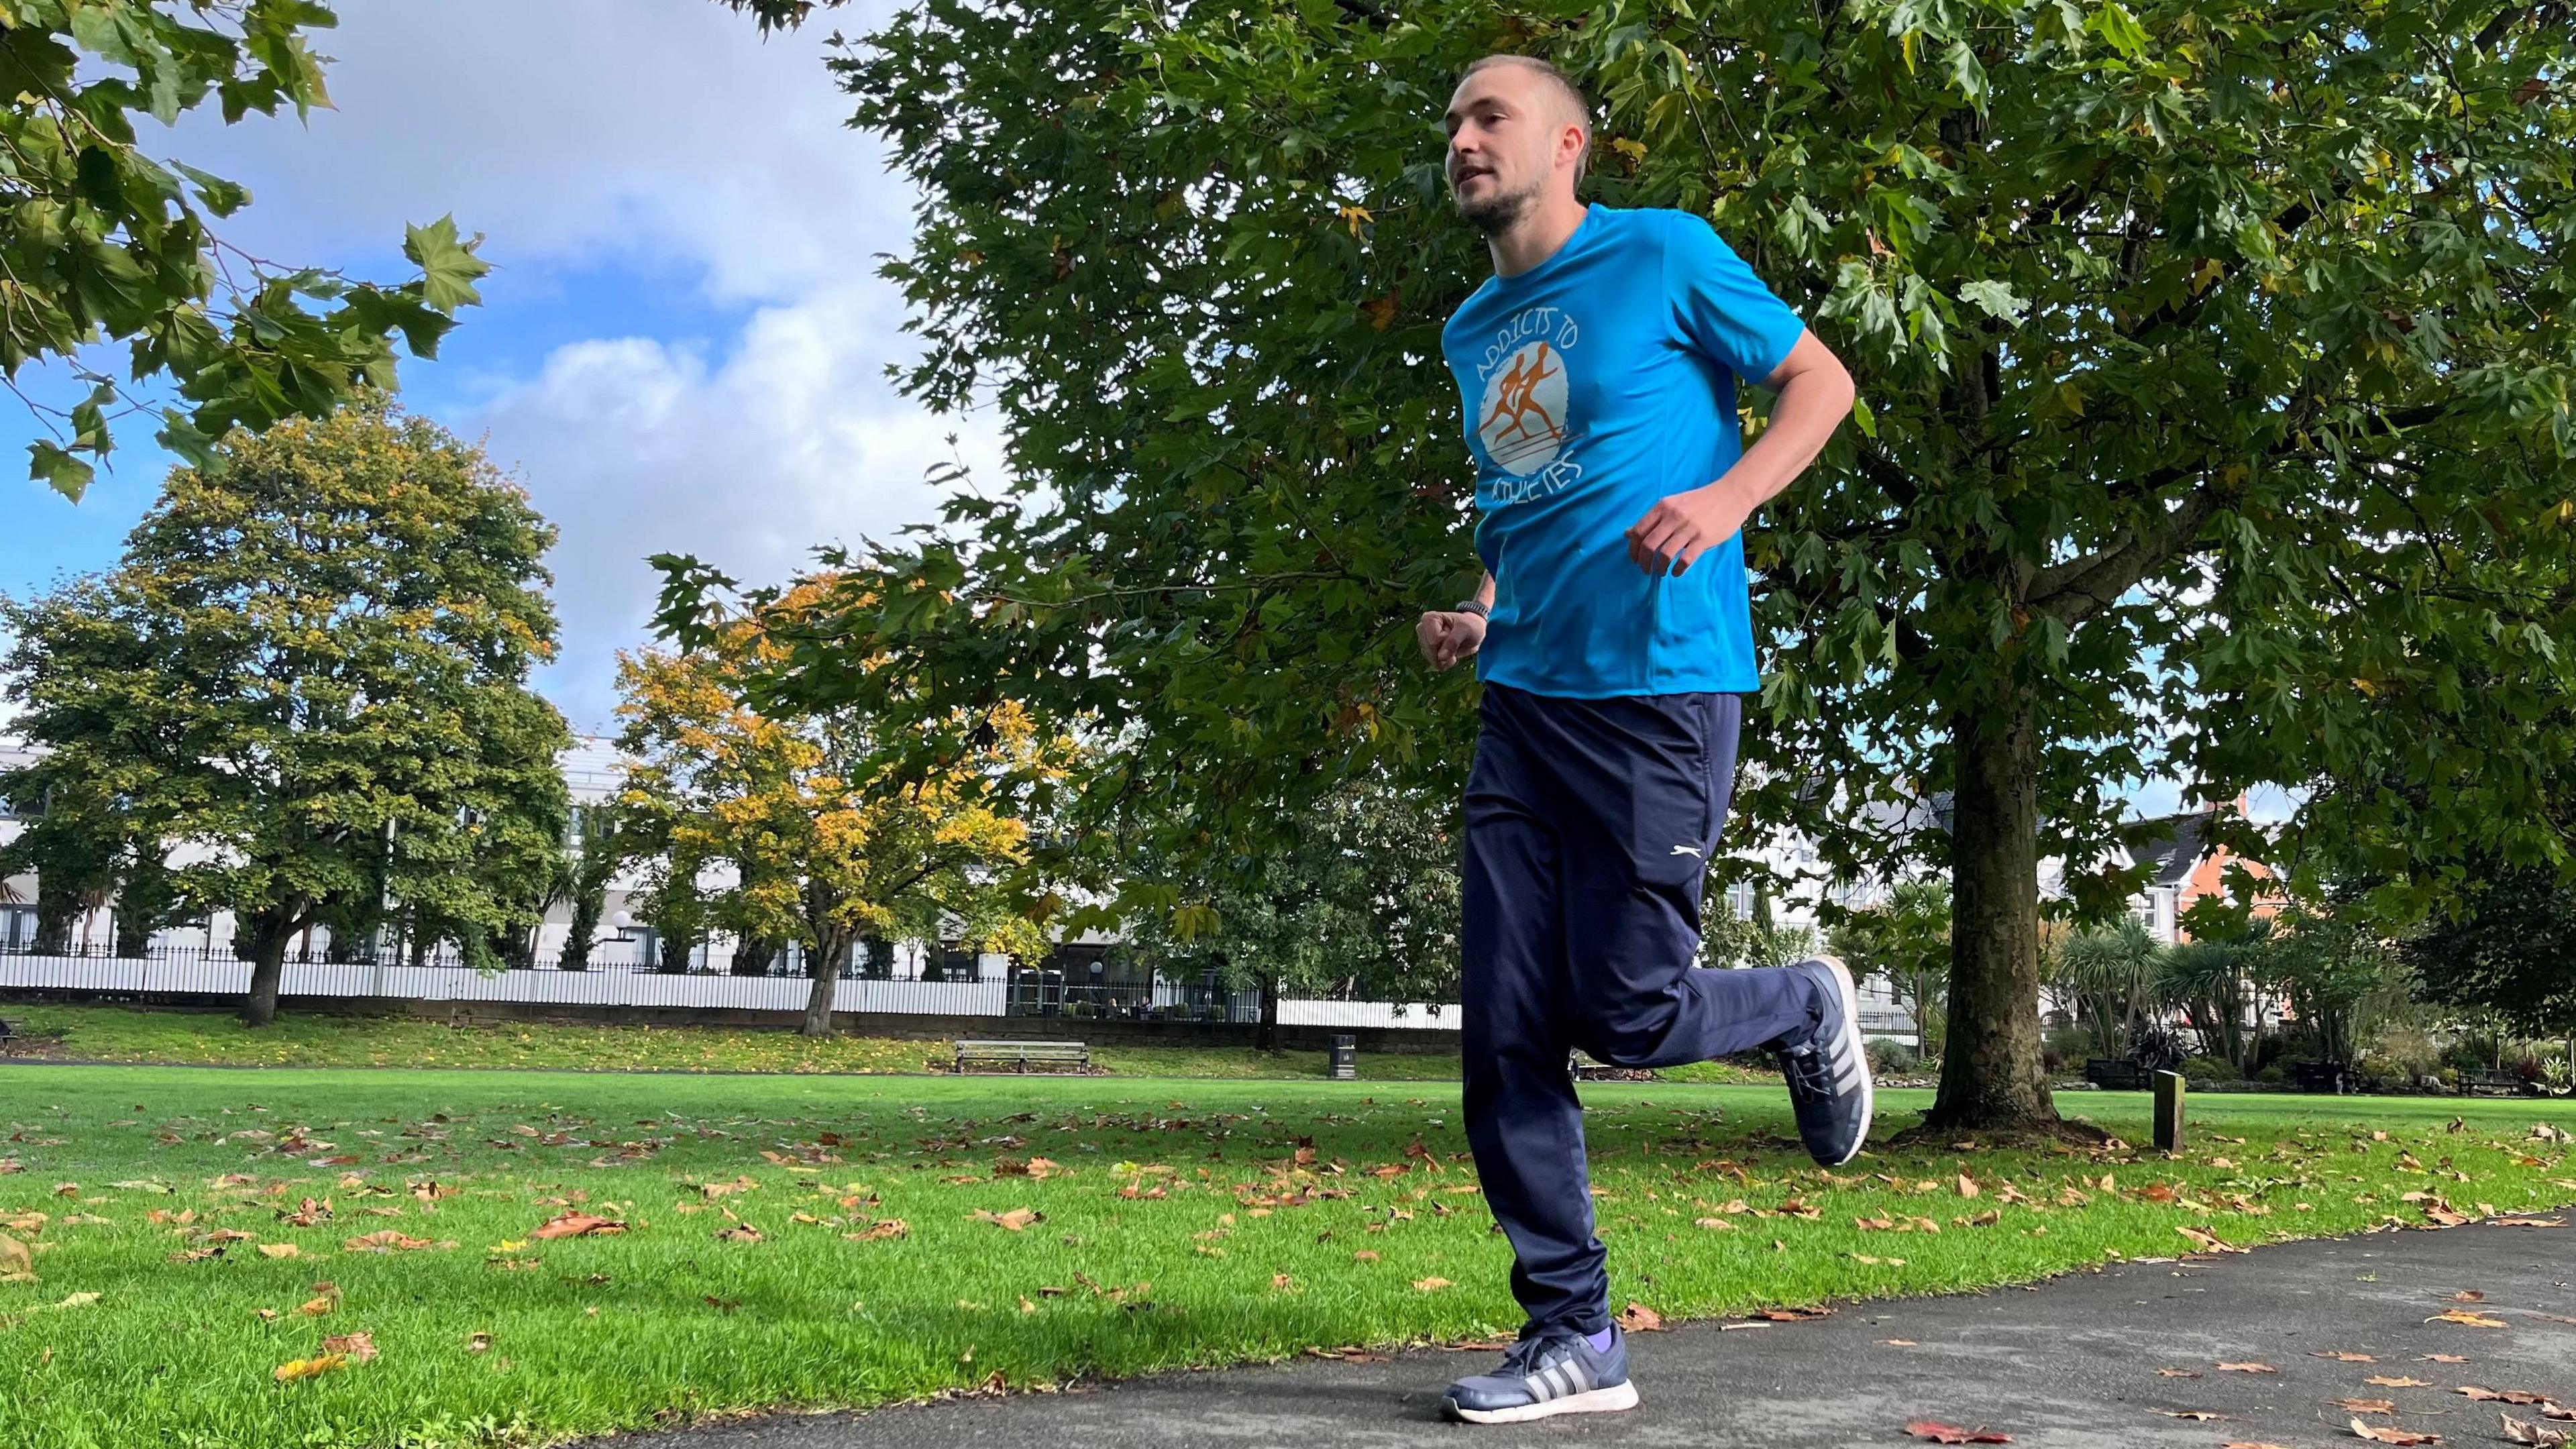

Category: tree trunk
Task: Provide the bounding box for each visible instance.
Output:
[1256,971,1281,1053]
[32,873,79,955]
[801,933,849,1038]
[241,911,300,1027]
[1924,688,2060,1131]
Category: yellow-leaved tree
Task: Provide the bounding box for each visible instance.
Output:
[614,578,1061,1036]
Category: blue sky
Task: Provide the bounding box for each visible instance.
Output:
[3,0,1002,735]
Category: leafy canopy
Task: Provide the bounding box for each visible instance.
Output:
[0,400,570,983]
[689,0,2576,948]
[3,1,490,500]
[616,577,1070,978]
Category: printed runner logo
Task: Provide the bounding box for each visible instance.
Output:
[1477,339,1568,476]
[1472,305,1583,505]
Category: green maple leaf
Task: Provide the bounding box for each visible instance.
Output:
[404,215,490,313]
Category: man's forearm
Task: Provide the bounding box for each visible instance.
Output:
[1711,365,1856,515]
[1474,572,1495,608]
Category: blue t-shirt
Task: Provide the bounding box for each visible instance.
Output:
[1442,203,1806,698]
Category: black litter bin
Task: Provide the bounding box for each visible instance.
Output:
[1328,1034,1357,1081]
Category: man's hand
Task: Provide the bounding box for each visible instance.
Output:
[1417,610,1487,670]
[1625,477,1760,577]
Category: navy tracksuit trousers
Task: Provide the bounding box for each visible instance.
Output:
[1461,681,1823,1336]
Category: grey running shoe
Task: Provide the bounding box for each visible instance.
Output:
[1440,1325,1638,1425]
[1778,954,1874,1167]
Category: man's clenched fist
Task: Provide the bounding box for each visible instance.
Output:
[1417,610,1486,671]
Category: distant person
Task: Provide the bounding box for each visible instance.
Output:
[1416,54,1873,1426]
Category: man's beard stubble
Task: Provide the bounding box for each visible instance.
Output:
[1456,172,1543,237]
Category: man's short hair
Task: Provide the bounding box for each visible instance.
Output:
[1460,54,1592,189]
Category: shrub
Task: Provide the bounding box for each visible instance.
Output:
[2042,1024,2094,1073]
[2126,1023,2190,1073]
[2180,1053,2236,1084]
[2257,1063,2287,1085]
[1867,1039,1921,1075]
[2369,1026,2445,1091]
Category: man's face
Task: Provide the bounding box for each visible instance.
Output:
[1444,68,1570,236]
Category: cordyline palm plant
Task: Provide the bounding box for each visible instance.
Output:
[2155,934,2259,1071]
[2050,917,2159,1058]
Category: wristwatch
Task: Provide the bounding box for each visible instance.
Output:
[1454,598,1489,619]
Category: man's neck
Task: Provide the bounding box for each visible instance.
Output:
[1487,196,1591,280]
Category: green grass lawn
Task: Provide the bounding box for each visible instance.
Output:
[1,1065,2568,1449]
[0,1003,1516,1081]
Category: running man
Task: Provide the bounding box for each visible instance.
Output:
[1417,54,1874,1425]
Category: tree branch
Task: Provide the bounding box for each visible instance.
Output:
[2029,400,2453,623]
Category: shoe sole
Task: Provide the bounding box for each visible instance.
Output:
[1444,1381,1640,1424]
[1807,954,1873,1167]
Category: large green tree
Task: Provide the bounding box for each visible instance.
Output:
[0,400,570,1024]
[708,0,2576,1132]
[1118,773,1463,1048]
[3,1,488,501]
[616,579,1059,1036]
[2404,864,2576,1048]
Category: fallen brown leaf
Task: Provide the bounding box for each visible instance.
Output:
[2502,1416,2571,1447]
[2349,1419,2439,1446]
[342,1231,441,1253]
[2331,1399,2399,1415]
[320,1332,376,1363]
[1411,1277,1452,1292]
[2366,1377,2434,1388]
[532,1212,624,1240]
[2421,1354,2469,1364]
[971,1208,1041,1232]
[1616,1302,1664,1332]
[2217,1362,2279,1374]
[2426,1310,2508,1328]
[2314,1352,2380,1362]
[2157,1368,2204,1379]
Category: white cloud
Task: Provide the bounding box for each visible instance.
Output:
[172,0,909,302]
[146,0,1004,732]
[472,282,1003,734]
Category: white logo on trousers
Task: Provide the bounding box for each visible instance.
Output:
[1670,845,1703,858]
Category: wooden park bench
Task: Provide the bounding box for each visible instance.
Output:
[2084,1058,2148,1090]
[954,1039,1089,1074]
[2458,1068,2530,1097]
[2294,1061,2357,1095]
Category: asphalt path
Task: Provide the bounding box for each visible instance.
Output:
[594,1213,2575,1449]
